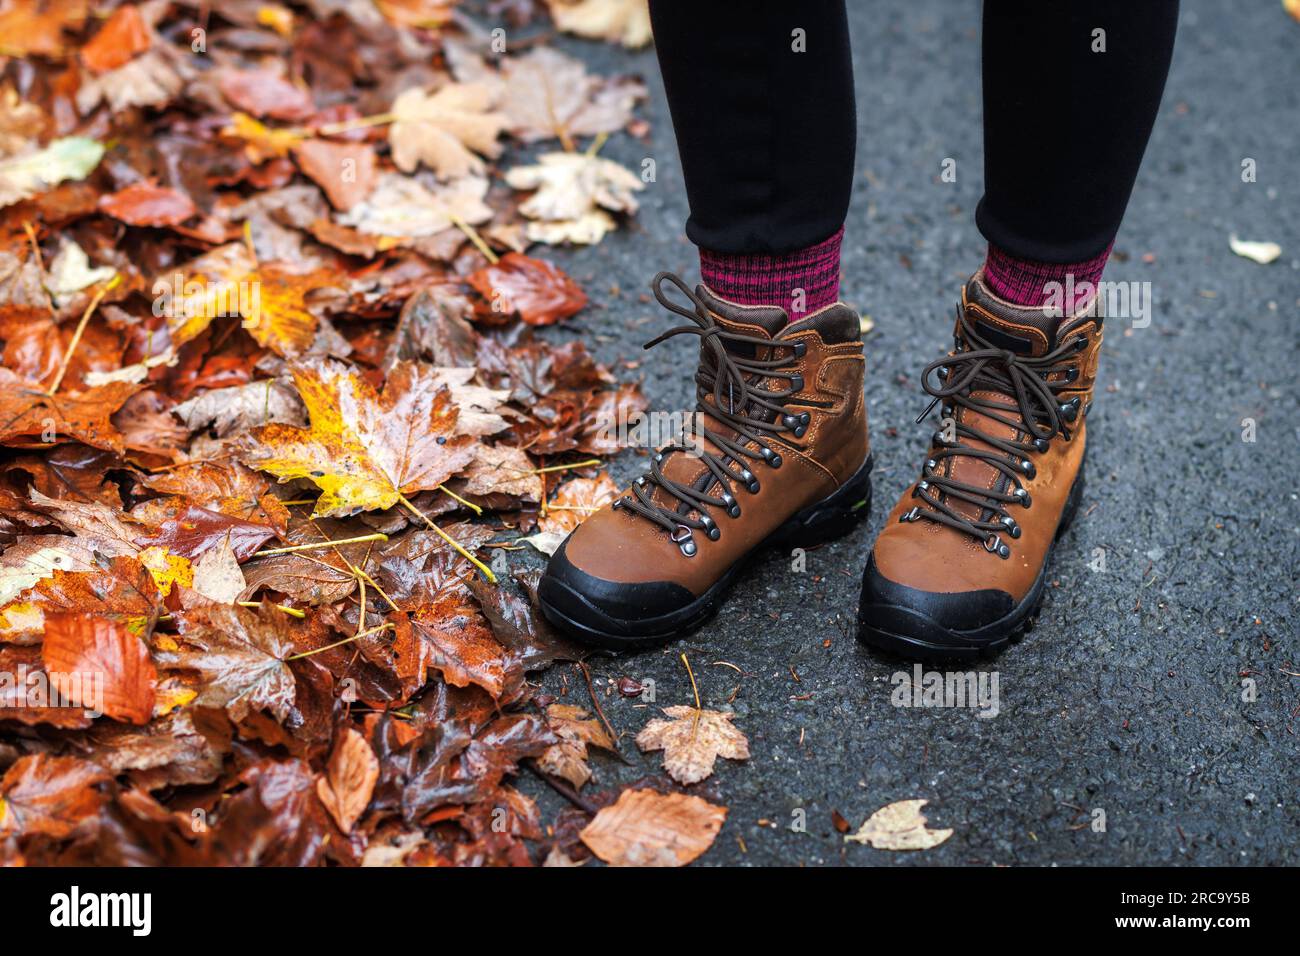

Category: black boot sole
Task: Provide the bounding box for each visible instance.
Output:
[539,454,873,651]
[856,462,1086,662]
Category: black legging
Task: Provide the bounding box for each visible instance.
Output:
[649,0,1179,264]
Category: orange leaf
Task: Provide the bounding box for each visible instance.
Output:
[41,612,157,724]
[99,180,196,227]
[80,4,150,73]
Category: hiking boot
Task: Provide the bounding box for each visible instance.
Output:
[858,271,1103,660]
[540,272,872,649]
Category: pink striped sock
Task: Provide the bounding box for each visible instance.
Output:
[699,227,844,321]
[983,241,1113,314]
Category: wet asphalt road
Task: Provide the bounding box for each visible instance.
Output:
[507,0,1299,865]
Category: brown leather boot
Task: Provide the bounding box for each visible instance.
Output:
[858,271,1102,659]
[540,273,872,648]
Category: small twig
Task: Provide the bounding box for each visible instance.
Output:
[576,661,626,761]
[236,601,305,618]
[438,483,482,515]
[48,273,120,395]
[252,532,388,557]
[449,213,498,265]
[286,622,394,660]
[524,759,598,814]
[397,492,496,583]
[522,458,602,476]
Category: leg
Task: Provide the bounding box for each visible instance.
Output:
[859,1,1179,659]
[977,0,1180,308]
[648,0,856,315]
[540,2,872,646]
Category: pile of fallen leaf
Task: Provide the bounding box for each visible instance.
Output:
[0,0,772,867]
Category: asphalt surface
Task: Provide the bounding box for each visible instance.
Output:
[511,0,1300,865]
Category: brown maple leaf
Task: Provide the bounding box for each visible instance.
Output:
[635,705,750,785]
[0,368,135,452]
[537,703,616,789]
[157,602,297,722]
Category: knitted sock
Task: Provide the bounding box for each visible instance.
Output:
[699,227,843,320]
[983,241,1113,314]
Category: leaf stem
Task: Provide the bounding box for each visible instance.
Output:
[47,273,120,395]
[448,213,499,265]
[397,493,496,584]
[252,532,388,557]
[438,483,482,515]
[236,601,305,618]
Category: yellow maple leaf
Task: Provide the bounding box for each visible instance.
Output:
[240,360,479,519]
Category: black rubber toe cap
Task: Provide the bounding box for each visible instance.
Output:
[857,552,1015,647]
[538,538,698,646]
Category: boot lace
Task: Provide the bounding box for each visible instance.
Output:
[905,304,1088,558]
[614,273,808,557]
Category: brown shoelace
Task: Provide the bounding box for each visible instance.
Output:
[614,273,808,557]
[904,304,1087,558]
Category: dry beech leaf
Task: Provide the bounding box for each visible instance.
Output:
[389,83,507,179]
[537,703,616,789]
[240,360,478,518]
[505,152,642,245]
[80,4,150,73]
[844,798,953,851]
[41,612,157,724]
[99,180,197,227]
[635,705,750,785]
[219,68,315,121]
[580,789,727,867]
[1228,234,1282,265]
[0,755,109,840]
[316,728,379,833]
[468,252,587,326]
[547,0,652,48]
[292,139,377,211]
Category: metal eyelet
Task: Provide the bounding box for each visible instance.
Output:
[612,497,623,511]
[917,480,930,492]
[900,507,922,523]
[925,458,938,472]
[720,491,741,518]
[1033,437,1050,453]
[670,525,697,557]
[789,374,804,392]
[999,515,1021,538]
[699,515,721,541]
[984,534,1011,559]
[1059,398,1081,422]
[1020,459,1036,480]
[1064,367,1080,384]
[760,446,783,468]
[1073,336,1088,351]
[739,468,760,494]
[781,413,810,438]
[790,341,807,358]
[1013,487,1032,508]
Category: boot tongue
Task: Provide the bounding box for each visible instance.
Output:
[961,272,1061,357]
[695,284,788,339]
